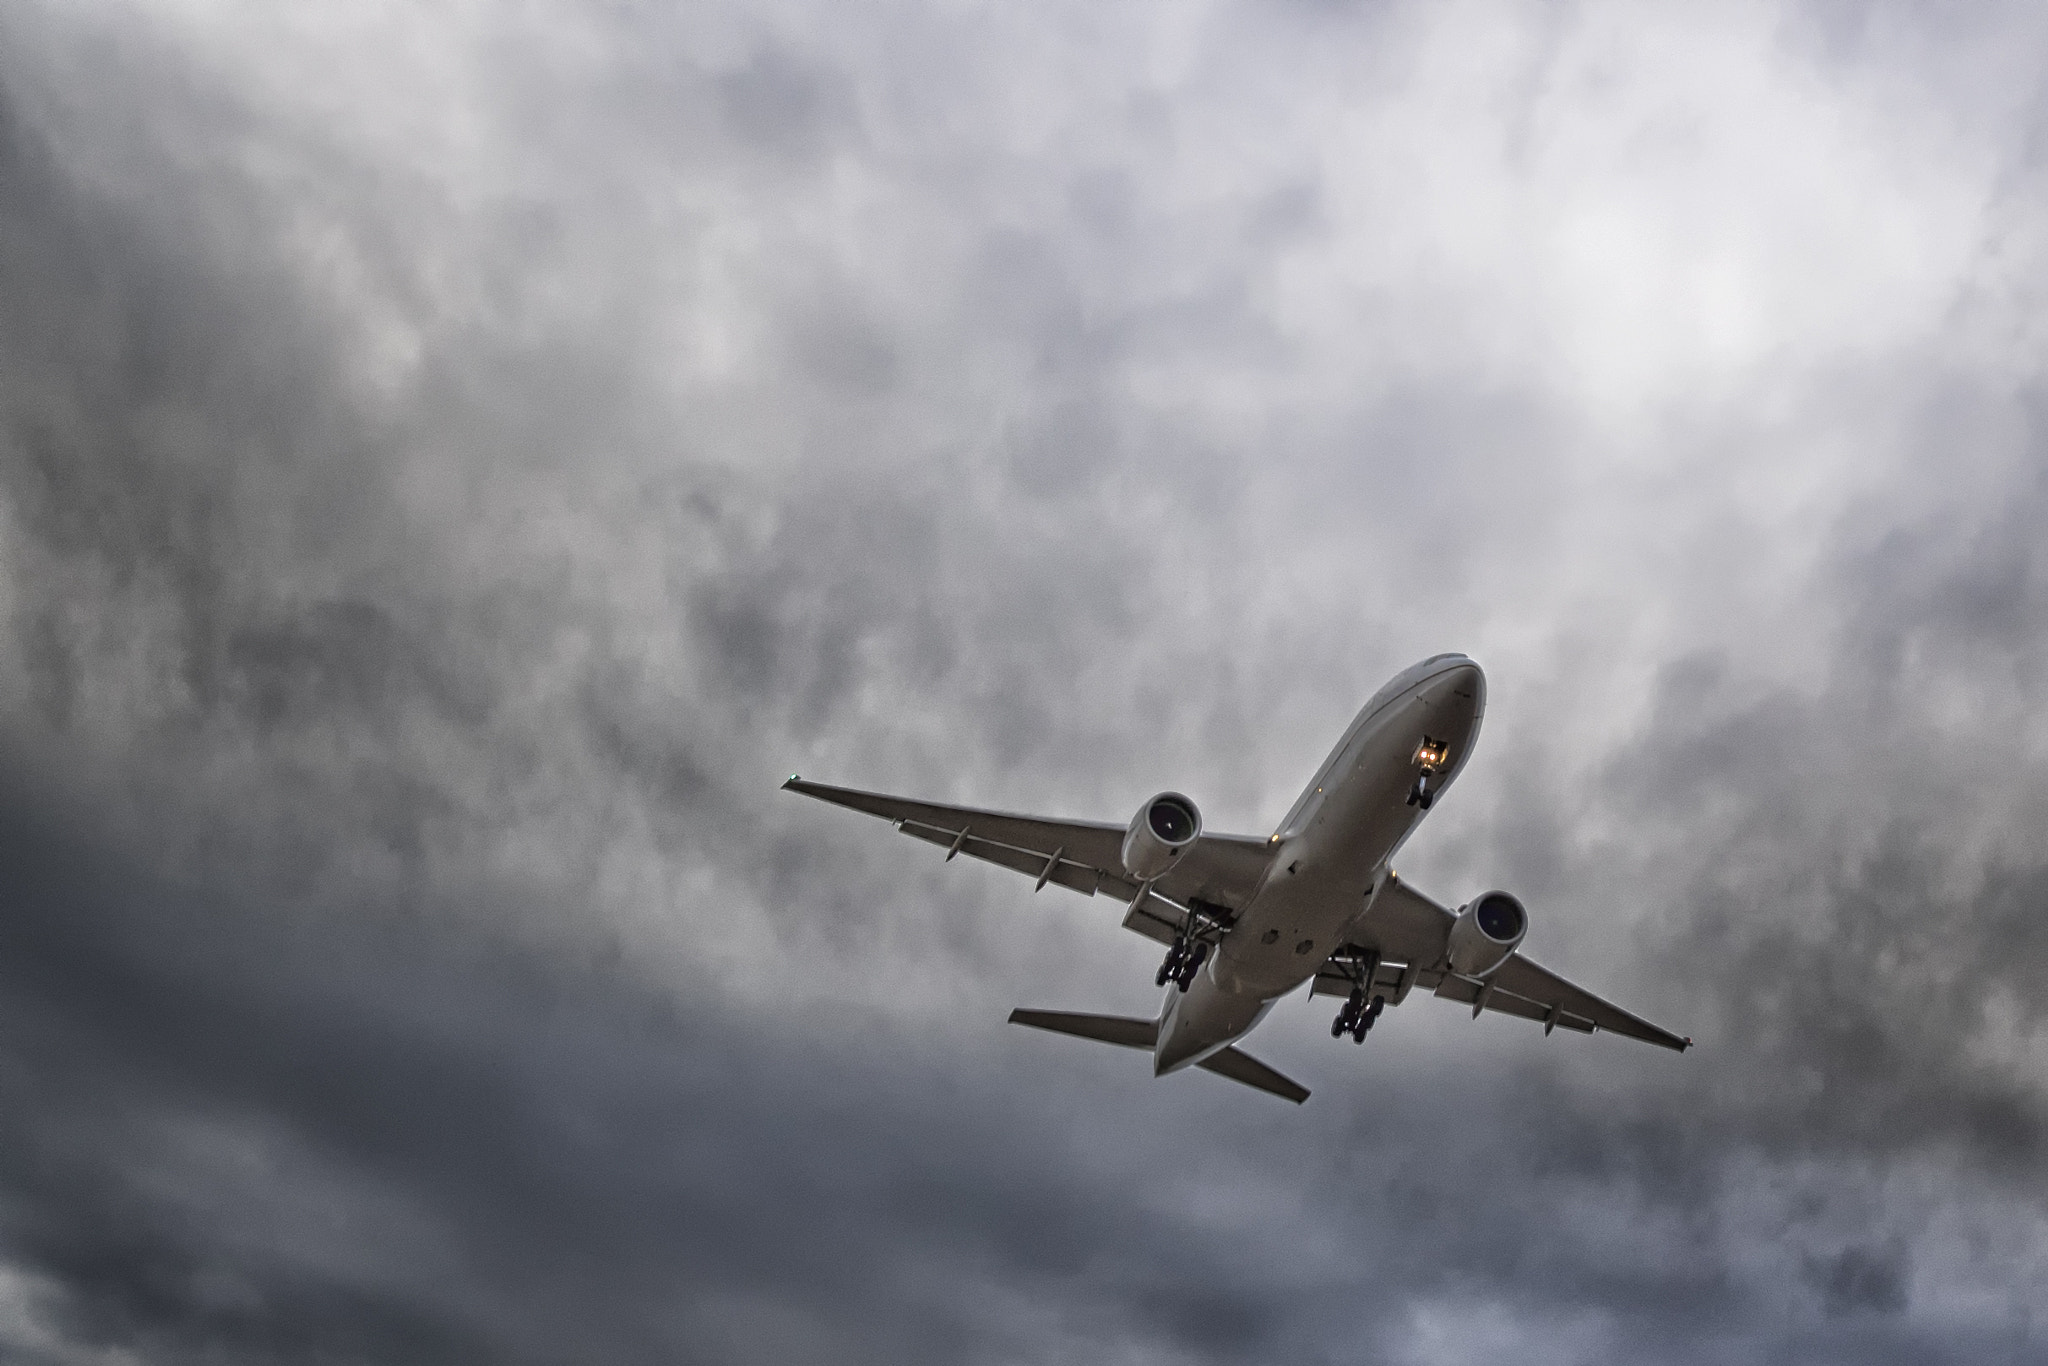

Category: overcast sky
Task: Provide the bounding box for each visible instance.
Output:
[2,1,2047,1361]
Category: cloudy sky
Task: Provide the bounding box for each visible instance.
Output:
[2,0,2047,1361]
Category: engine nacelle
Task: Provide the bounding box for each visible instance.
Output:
[1445,891,1528,978]
[1121,792,1202,882]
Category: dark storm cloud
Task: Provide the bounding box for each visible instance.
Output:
[3,1,2048,1363]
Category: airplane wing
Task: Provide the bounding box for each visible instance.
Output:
[782,778,1274,934]
[1313,872,1689,1052]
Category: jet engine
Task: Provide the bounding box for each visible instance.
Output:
[1445,891,1528,978]
[1121,792,1202,881]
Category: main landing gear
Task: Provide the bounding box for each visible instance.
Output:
[1156,934,1210,992]
[1331,988,1385,1043]
[1152,899,1231,993]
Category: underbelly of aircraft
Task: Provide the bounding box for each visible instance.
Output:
[1213,807,1414,996]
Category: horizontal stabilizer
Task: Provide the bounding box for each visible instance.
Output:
[1008,1010,1308,1104]
[1197,1046,1310,1104]
[1007,1009,1158,1050]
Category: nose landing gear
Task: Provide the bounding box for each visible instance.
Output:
[1332,989,1386,1043]
[1407,735,1450,810]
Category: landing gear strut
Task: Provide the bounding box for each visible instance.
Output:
[1151,899,1231,993]
[1155,934,1210,992]
[1407,735,1450,810]
[1332,989,1385,1043]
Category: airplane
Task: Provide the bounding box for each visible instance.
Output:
[783,653,1688,1104]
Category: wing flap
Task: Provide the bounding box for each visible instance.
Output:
[1429,972,1597,1033]
[1120,895,1184,946]
[895,820,1105,897]
[1312,957,1437,1002]
[1489,954,1687,1050]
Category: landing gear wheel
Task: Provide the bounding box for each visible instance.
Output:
[1334,987,1386,1043]
[1333,987,1365,1039]
[1156,935,1189,988]
[1352,993,1385,1042]
[1174,941,1209,992]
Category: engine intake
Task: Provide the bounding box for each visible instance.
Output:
[1446,890,1528,978]
[1121,792,1202,881]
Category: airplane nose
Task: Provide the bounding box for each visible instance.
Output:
[1420,659,1485,730]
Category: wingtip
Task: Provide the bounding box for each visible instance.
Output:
[781,774,801,790]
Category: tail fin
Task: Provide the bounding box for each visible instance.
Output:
[1007,1010,1310,1104]
[1007,1009,1157,1049]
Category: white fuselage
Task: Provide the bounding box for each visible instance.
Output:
[1153,655,1487,1074]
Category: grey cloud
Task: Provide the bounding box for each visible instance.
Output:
[3,1,2048,1363]
[1806,1242,1910,1317]
[718,45,859,166]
